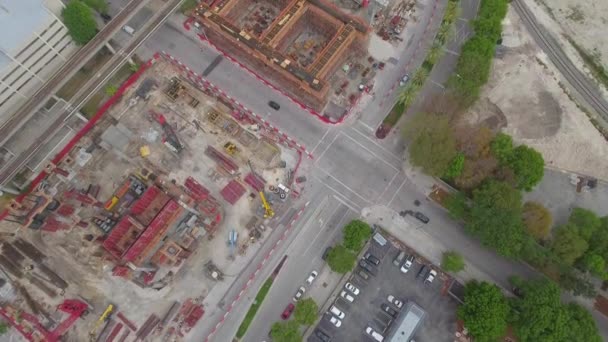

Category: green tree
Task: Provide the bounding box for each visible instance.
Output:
[62,1,98,45]
[569,207,601,240]
[511,279,568,342]
[457,281,509,342]
[559,271,597,298]
[442,251,465,272]
[294,298,318,325]
[551,224,588,265]
[580,253,607,278]
[270,321,301,342]
[445,191,470,221]
[444,153,465,179]
[404,112,458,177]
[0,322,7,335]
[105,84,118,96]
[129,62,140,73]
[522,201,552,241]
[563,304,602,342]
[83,0,108,13]
[326,245,356,274]
[342,220,372,251]
[467,180,526,258]
[181,0,199,14]
[507,145,545,191]
[490,132,513,164]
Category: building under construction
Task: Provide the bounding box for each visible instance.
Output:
[192,0,370,111]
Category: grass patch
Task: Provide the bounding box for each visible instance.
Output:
[181,0,199,13]
[568,38,608,90]
[58,47,113,100]
[236,277,274,339]
[383,102,406,126]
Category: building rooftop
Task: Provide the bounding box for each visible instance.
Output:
[388,302,426,342]
[0,0,53,65]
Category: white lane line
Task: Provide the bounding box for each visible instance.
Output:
[310,127,334,156]
[387,178,408,207]
[348,125,403,163]
[311,174,363,211]
[314,166,371,205]
[302,202,344,256]
[357,120,375,132]
[338,131,401,173]
[377,171,400,203]
[314,132,339,165]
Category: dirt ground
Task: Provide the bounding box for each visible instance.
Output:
[465,8,608,181]
[526,0,608,96]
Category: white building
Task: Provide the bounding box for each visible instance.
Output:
[0,0,76,124]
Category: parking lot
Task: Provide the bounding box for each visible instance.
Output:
[309,239,458,342]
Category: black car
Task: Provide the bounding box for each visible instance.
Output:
[414,211,430,224]
[364,252,381,265]
[322,246,332,260]
[268,101,280,110]
[381,303,398,318]
[359,259,376,275]
[314,329,331,342]
[416,265,428,279]
[101,13,112,23]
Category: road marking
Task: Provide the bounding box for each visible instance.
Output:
[387,178,408,207]
[332,194,361,212]
[429,79,445,89]
[338,131,401,172]
[377,171,401,203]
[302,202,346,256]
[313,132,339,165]
[310,127,334,156]
[348,125,403,162]
[313,167,370,205]
[443,48,459,56]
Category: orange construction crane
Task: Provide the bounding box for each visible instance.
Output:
[0,299,89,342]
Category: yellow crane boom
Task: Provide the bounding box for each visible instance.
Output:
[259,191,274,218]
[89,304,114,340]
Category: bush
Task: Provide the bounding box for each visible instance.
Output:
[522,201,552,241]
[270,321,301,342]
[294,298,318,325]
[62,1,98,45]
[442,251,465,272]
[326,245,356,274]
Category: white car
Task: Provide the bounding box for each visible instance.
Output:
[399,74,410,86]
[344,282,360,295]
[366,326,384,342]
[425,269,438,284]
[329,315,342,327]
[340,290,355,303]
[387,295,403,309]
[293,286,305,301]
[400,255,415,273]
[306,270,318,285]
[329,305,345,319]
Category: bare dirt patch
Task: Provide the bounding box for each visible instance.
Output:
[464,8,608,180]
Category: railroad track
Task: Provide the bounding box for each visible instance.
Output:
[0,0,184,186]
[0,0,147,146]
[512,0,608,119]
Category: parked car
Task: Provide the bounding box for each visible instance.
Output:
[281,303,295,319]
[357,269,371,280]
[344,282,360,295]
[329,315,342,327]
[366,326,385,342]
[306,270,318,284]
[381,303,398,318]
[400,255,415,273]
[314,329,331,342]
[387,295,403,309]
[393,251,406,267]
[425,269,437,284]
[268,101,280,110]
[399,74,410,86]
[416,265,428,279]
[293,286,305,301]
[414,211,430,224]
[100,13,112,23]
[364,252,381,265]
[322,246,332,260]
[329,305,345,319]
[359,259,376,275]
[340,290,355,303]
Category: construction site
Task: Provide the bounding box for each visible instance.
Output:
[0,55,304,341]
[191,0,373,116]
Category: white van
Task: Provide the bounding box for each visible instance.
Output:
[329,305,345,319]
[366,326,384,342]
[122,25,135,35]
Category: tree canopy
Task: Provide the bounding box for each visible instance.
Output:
[569,208,601,240]
[551,224,589,265]
[522,201,552,241]
[442,251,465,272]
[294,298,318,325]
[490,132,513,164]
[458,281,509,342]
[62,1,97,45]
[326,245,356,274]
[467,180,525,257]
[270,321,301,342]
[507,145,544,191]
[342,220,372,251]
[404,112,459,177]
[444,153,465,179]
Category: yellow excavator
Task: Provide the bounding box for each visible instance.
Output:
[259,191,274,218]
[89,304,114,340]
